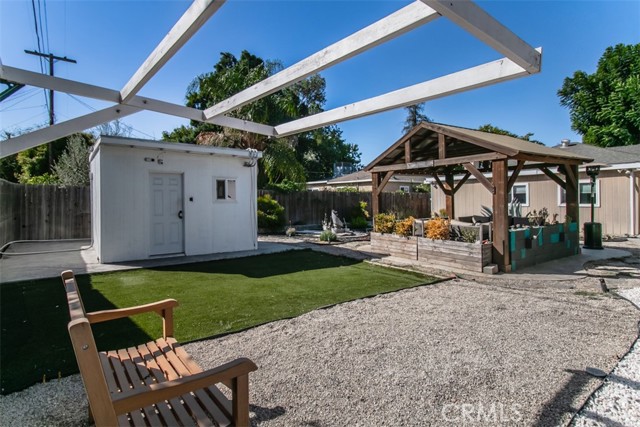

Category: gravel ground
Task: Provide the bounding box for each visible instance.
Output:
[0,240,638,427]
[571,287,640,427]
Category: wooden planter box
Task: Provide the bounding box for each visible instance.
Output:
[370,232,492,272]
[370,232,418,259]
[418,238,492,272]
[509,222,579,271]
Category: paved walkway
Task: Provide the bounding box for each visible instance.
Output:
[0,236,637,284]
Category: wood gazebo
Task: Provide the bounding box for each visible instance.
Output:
[365,123,593,272]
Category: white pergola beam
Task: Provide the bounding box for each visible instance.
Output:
[1,65,121,102]
[203,1,439,119]
[0,105,141,158]
[275,51,539,137]
[0,65,276,137]
[120,0,226,103]
[421,0,541,74]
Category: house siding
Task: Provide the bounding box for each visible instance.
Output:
[432,169,638,236]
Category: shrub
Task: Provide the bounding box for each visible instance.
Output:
[426,218,450,240]
[350,216,369,229]
[266,179,306,193]
[336,186,358,192]
[257,194,285,230]
[350,200,370,220]
[412,183,431,193]
[394,216,415,237]
[319,230,337,242]
[373,213,395,233]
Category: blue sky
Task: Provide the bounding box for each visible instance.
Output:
[1,0,639,165]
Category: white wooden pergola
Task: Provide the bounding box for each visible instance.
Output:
[0,0,541,159]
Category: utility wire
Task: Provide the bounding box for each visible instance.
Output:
[42,0,51,55]
[0,88,42,112]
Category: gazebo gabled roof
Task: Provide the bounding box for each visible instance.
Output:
[365,123,592,173]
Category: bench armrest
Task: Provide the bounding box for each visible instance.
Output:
[86,299,178,338]
[112,357,258,415]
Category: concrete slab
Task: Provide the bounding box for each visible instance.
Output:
[0,240,300,283]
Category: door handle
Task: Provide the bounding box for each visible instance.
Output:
[178,210,183,219]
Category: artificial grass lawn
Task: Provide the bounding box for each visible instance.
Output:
[0,249,436,394]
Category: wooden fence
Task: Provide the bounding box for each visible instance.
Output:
[0,182,430,246]
[0,179,91,246]
[259,190,431,225]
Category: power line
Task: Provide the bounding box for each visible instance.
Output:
[24,50,77,166]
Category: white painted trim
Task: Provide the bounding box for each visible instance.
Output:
[120,0,226,102]
[630,171,637,235]
[421,0,541,74]
[96,135,262,159]
[204,1,439,119]
[0,106,141,158]
[275,54,533,137]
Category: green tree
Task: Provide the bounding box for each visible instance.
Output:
[53,134,91,186]
[0,129,93,184]
[558,43,640,147]
[163,50,360,184]
[402,102,431,133]
[478,124,543,145]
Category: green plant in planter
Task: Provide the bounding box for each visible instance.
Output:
[374,213,395,233]
[461,228,478,243]
[394,216,415,237]
[319,230,337,242]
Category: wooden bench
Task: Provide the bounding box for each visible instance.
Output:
[61,270,257,427]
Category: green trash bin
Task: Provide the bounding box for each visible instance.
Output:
[583,222,603,249]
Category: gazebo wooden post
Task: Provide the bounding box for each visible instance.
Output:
[492,159,511,272]
[371,172,381,217]
[445,169,455,219]
[564,164,579,247]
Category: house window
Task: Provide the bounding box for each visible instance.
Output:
[215,178,236,201]
[509,183,529,206]
[558,179,600,207]
[399,185,410,193]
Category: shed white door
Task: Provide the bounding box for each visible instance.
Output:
[150,173,184,256]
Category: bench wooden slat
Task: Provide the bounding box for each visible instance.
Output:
[118,348,165,426]
[127,345,191,427]
[148,340,224,425]
[61,270,256,427]
[168,338,234,419]
[135,343,197,427]
[156,338,232,426]
[108,350,147,426]
[144,341,215,427]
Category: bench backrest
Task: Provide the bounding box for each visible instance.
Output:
[61,270,118,425]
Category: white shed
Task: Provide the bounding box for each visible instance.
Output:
[89,136,261,264]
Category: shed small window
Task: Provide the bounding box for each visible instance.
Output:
[215,179,236,201]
